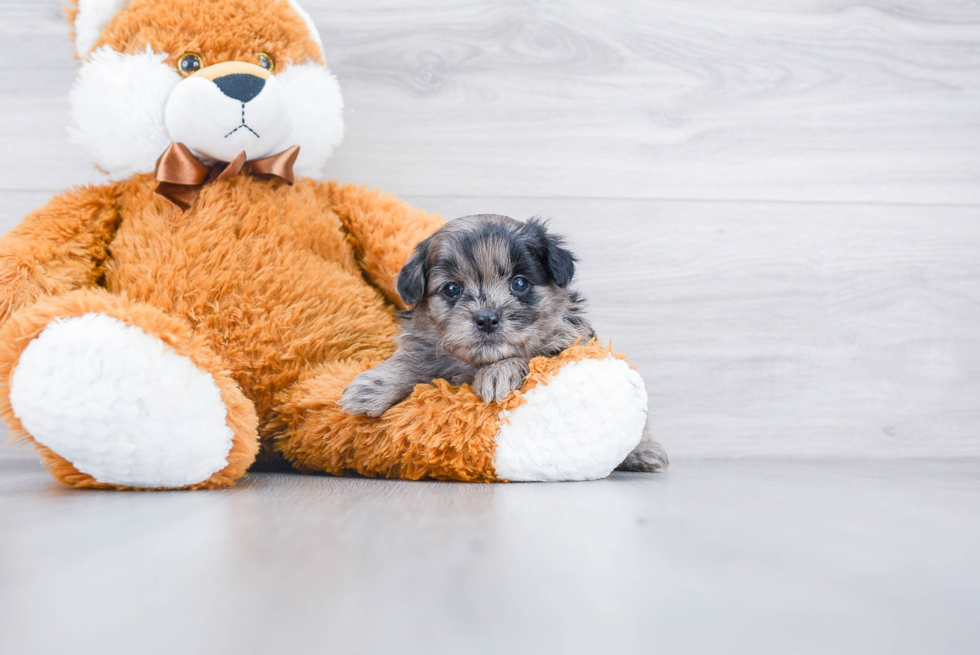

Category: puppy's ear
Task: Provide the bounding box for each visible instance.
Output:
[522,218,576,288]
[397,236,432,305]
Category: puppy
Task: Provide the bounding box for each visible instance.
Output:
[340,214,589,410]
[340,214,667,472]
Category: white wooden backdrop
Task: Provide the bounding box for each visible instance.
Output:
[1,0,979,459]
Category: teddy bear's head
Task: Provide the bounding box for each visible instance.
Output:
[67,0,344,180]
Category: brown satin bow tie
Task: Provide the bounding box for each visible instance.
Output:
[153,142,300,210]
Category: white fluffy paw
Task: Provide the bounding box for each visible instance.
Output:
[9,313,235,488]
[492,356,647,481]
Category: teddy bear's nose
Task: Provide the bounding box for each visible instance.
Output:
[213,74,266,103]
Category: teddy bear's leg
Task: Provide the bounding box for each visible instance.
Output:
[269,360,502,481]
[270,342,649,482]
[486,342,652,481]
[0,289,259,489]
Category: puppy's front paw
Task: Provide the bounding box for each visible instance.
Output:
[339,371,402,418]
[473,358,529,403]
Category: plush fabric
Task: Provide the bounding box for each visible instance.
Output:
[0,0,647,489]
[10,311,238,488]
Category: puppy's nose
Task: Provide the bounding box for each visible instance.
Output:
[213,74,266,103]
[474,310,501,334]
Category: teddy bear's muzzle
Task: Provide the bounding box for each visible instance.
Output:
[213,74,266,103]
[194,61,271,103]
[164,60,293,165]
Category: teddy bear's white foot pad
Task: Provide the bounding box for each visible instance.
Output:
[493,356,648,481]
[9,313,234,488]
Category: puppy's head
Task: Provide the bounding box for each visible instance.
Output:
[397,215,579,366]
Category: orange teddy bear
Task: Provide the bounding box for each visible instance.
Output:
[0,0,654,489]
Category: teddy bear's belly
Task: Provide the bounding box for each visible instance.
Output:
[102,195,400,417]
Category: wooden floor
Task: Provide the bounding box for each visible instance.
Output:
[1,452,978,654]
[1,1,980,652]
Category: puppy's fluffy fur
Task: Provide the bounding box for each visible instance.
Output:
[340,214,668,473]
[341,214,590,410]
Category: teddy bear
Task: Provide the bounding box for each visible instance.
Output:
[0,0,655,490]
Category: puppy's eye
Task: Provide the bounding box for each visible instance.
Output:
[177,52,203,76]
[510,277,530,294]
[257,52,275,71]
[442,282,462,299]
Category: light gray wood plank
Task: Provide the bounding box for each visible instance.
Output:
[1,1,979,203]
[1,458,978,654]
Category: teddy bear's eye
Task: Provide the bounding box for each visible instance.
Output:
[257,52,275,72]
[177,52,203,76]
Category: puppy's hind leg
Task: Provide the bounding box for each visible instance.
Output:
[616,430,669,472]
[339,354,421,418]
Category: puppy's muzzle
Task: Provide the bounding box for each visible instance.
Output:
[474,309,501,334]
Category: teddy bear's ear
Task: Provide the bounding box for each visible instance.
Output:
[65,0,133,59]
[285,0,325,56]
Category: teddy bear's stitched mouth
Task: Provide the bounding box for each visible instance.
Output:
[224,103,260,139]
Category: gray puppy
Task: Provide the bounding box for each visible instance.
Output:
[340,214,667,472]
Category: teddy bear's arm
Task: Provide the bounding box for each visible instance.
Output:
[0,184,121,324]
[325,181,443,309]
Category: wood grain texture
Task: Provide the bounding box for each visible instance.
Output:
[3,4,979,646]
[1,191,977,459]
[1,457,978,654]
[0,1,978,459]
[1,0,979,202]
